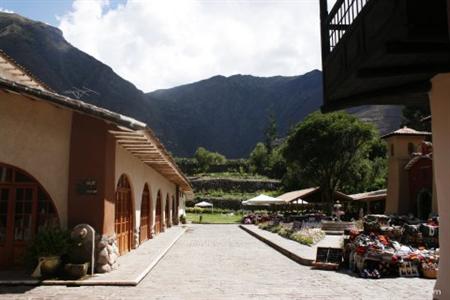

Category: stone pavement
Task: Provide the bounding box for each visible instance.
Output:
[240,224,344,264]
[0,224,436,300]
[0,225,186,286]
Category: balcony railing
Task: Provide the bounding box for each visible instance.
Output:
[320,0,370,58]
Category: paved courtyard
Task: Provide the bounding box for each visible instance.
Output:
[0,225,436,299]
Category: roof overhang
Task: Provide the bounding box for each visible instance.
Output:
[0,77,193,194]
[109,127,192,193]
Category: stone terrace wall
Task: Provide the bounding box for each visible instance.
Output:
[189,177,281,193]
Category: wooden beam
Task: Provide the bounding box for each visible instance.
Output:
[358,64,450,78]
[115,136,148,141]
[322,80,431,112]
[117,140,149,144]
[122,145,156,149]
[130,150,160,154]
[109,130,141,136]
[386,41,450,54]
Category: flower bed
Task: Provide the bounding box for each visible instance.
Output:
[258,222,325,246]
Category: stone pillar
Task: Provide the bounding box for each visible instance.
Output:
[430,73,450,299]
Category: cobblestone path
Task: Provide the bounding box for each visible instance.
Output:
[0,225,436,299]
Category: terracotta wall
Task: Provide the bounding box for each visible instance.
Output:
[408,159,433,213]
[0,91,72,227]
[68,113,116,233]
[385,135,427,214]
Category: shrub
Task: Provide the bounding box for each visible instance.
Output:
[290,233,314,246]
[289,228,325,246]
[268,224,282,234]
[258,222,270,230]
[278,227,293,238]
[26,228,71,267]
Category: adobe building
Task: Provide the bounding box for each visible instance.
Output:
[405,141,434,219]
[319,0,450,296]
[381,127,432,215]
[0,50,192,270]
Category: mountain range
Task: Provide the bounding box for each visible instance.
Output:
[0,12,403,158]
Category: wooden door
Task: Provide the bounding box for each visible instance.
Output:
[0,164,59,269]
[155,191,162,234]
[165,195,171,228]
[172,196,177,225]
[139,184,151,243]
[115,175,133,255]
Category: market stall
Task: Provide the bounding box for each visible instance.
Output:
[344,215,439,279]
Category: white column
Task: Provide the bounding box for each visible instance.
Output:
[430,73,450,299]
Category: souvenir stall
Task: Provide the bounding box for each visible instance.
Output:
[344,215,439,279]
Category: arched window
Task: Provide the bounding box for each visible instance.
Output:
[0,163,59,267]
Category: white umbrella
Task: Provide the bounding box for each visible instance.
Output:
[242,194,287,206]
[290,199,309,205]
[195,201,213,208]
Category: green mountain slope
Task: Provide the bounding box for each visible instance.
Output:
[0,12,403,158]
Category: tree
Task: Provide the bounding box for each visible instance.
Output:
[264,113,277,154]
[401,104,431,131]
[194,147,226,172]
[248,143,269,175]
[283,112,383,204]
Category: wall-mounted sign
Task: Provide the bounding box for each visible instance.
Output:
[77,179,98,195]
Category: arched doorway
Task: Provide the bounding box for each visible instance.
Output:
[115,174,133,255]
[155,190,162,234]
[172,196,176,225]
[165,194,171,228]
[139,184,152,243]
[417,189,432,220]
[0,163,59,268]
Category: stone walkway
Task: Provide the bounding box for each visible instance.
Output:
[0,225,436,299]
[0,225,186,286]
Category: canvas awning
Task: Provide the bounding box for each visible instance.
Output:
[195,201,213,208]
[242,194,286,206]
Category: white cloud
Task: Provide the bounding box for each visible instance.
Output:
[0,7,14,13]
[59,0,322,92]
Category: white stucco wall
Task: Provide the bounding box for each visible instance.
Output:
[115,144,178,241]
[0,91,72,227]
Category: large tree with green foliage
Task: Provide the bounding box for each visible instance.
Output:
[282,112,386,204]
[264,113,278,154]
[194,147,226,172]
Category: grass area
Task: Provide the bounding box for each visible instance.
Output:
[186,212,242,224]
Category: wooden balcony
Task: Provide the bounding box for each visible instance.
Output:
[320,0,450,111]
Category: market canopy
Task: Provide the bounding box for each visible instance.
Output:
[195,201,213,208]
[242,194,286,206]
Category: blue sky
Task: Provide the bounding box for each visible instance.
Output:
[0,0,126,25]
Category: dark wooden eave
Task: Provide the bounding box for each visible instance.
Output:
[320,0,450,111]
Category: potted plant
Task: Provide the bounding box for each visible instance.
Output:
[28,228,71,277]
[180,214,187,224]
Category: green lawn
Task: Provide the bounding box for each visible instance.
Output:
[186,212,242,224]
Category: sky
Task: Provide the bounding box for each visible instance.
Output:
[0,0,337,92]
